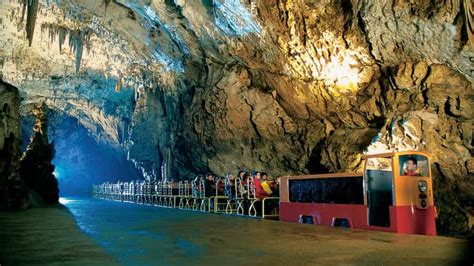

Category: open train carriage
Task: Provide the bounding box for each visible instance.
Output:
[279,151,437,236]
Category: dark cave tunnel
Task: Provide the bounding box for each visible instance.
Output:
[21,111,143,196]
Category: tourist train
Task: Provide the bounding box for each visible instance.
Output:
[93,151,437,236]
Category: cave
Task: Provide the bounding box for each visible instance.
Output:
[0,0,473,264]
[21,110,143,196]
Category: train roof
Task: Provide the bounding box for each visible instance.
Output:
[362,150,431,159]
[282,151,431,180]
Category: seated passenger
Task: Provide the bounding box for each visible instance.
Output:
[192,175,202,197]
[254,171,269,199]
[260,173,273,196]
[237,170,249,196]
[225,173,236,199]
[216,176,226,195]
[403,157,420,176]
[261,172,269,181]
[270,177,280,196]
[204,173,215,197]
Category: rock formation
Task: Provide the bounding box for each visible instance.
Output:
[19,104,59,204]
[0,1,472,235]
[0,80,28,209]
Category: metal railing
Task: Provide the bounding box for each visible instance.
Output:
[92,177,279,219]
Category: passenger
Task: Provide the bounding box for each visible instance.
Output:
[270,177,280,196]
[204,173,215,197]
[260,172,273,196]
[238,170,249,196]
[216,176,226,195]
[253,171,269,199]
[225,173,236,199]
[404,157,420,176]
[193,175,203,193]
[238,170,248,180]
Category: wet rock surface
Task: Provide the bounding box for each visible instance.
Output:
[0,1,472,235]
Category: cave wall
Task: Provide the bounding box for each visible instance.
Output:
[0,0,472,235]
[0,80,27,208]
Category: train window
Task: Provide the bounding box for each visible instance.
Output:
[289,177,364,204]
[366,157,392,172]
[399,155,429,177]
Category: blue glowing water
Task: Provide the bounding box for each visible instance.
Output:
[61,197,469,265]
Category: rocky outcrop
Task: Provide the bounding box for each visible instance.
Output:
[20,104,59,204]
[0,1,472,235]
[0,80,28,209]
[365,62,473,236]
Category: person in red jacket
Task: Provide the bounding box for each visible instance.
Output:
[403,157,420,176]
[254,172,270,199]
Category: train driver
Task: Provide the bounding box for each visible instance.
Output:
[403,157,420,176]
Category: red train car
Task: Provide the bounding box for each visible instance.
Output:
[279,151,437,236]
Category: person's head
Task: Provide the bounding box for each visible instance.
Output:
[255,172,261,179]
[206,173,213,180]
[406,157,418,171]
[238,171,246,178]
[196,175,204,182]
[261,172,269,180]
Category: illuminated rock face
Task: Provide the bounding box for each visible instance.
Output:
[0,1,472,235]
[20,104,59,204]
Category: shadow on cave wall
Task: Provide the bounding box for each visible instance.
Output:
[306,138,330,174]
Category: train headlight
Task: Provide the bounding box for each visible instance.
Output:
[418,180,428,193]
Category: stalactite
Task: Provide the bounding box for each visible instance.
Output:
[58,26,67,53]
[104,0,111,13]
[75,35,83,73]
[26,0,39,47]
[40,23,57,46]
[68,30,85,73]
[19,0,26,24]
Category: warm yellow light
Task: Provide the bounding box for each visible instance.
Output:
[282,31,368,94]
[321,48,361,93]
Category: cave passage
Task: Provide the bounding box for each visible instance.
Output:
[21,112,143,196]
[1,197,470,265]
[0,0,473,264]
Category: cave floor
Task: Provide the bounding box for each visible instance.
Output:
[0,203,116,265]
[0,197,472,265]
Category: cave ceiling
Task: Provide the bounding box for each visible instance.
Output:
[0,0,472,181]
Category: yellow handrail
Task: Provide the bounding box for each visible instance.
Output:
[262,197,279,219]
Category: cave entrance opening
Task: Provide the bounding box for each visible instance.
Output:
[21,110,143,197]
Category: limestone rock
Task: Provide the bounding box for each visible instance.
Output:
[19,104,59,204]
[0,79,28,209]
